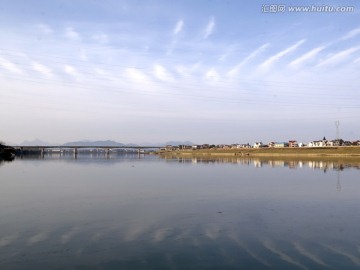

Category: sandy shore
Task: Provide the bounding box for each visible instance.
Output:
[157,146,360,158]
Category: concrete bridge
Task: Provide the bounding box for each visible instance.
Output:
[13,145,164,158]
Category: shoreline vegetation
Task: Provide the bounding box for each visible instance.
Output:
[157,146,360,158]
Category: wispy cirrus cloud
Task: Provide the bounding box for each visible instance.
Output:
[92,33,109,43]
[124,68,150,84]
[173,19,184,35]
[259,39,305,71]
[341,27,360,40]
[0,57,23,74]
[227,43,269,77]
[32,62,53,77]
[65,27,81,40]
[37,24,53,34]
[288,45,326,69]
[204,17,215,39]
[153,64,174,82]
[64,65,81,79]
[317,46,360,67]
[205,68,220,81]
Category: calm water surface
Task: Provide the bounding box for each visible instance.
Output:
[0,154,360,269]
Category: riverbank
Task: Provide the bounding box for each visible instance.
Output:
[0,144,16,160]
[157,146,360,158]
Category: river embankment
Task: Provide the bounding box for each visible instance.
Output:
[157,146,360,158]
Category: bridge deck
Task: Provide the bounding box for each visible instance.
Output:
[13,146,163,149]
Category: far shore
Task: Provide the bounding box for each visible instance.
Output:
[157,146,360,158]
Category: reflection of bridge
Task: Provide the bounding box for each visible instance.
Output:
[13,145,163,157]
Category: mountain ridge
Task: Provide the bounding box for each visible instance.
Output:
[17,139,195,147]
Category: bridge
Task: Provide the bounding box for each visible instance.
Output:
[12,145,164,157]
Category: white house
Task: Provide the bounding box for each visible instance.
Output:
[253,142,263,148]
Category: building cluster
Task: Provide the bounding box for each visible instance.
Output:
[164,138,360,151]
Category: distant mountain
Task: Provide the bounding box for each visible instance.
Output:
[18,139,194,147]
[20,139,52,146]
[62,140,125,147]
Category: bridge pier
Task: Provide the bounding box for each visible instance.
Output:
[105,148,110,159]
[74,148,78,159]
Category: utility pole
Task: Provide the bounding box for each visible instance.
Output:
[335,120,340,140]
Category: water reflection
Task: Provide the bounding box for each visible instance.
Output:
[0,154,359,269]
[160,155,360,171]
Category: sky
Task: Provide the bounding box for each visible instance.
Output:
[0,0,359,145]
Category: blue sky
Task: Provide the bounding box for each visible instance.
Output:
[0,0,359,144]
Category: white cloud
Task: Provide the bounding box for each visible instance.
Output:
[0,57,23,74]
[173,20,184,35]
[227,43,269,77]
[32,62,53,77]
[341,27,360,40]
[204,17,215,39]
[205,68,219,81]
[317,46,360,67]
[176,65,189,77]
[79,50,88,61]
[259,39,305,71]
[153,64,173,82]
[92,33,109,43]
[37,24,53,34]
[94,68,107,76]
[64,65,81,79]
[65,27,80,40]
[124,68,150,84]
[288,46,326,69]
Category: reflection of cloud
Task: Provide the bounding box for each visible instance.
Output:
[293,242,327,267]
[235,240,271,267]
[152,228,171,242]
[60,227,80,244]
[0,234,18,247]
[28,231,49,245]
[323,244,360,266]
[204,225,220,240]
[262,239,308,270]
[124,225,147,242]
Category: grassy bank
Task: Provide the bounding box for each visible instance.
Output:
[158,146,360,158]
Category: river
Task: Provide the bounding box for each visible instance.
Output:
[0,154,360,269]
